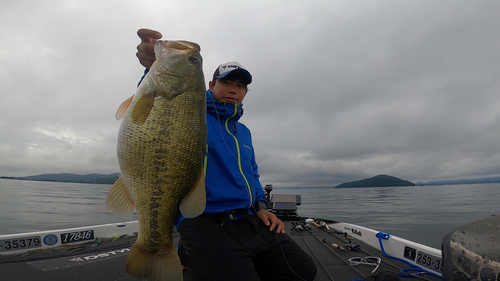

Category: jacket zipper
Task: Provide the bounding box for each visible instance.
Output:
[225,104,253,209]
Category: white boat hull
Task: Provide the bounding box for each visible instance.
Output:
[0,221,138,255]
[329,222,442,277]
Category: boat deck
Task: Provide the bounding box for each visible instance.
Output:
[0,217,441,281]
[287,218,440,281]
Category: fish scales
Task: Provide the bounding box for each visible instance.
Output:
[107,40,206,281]
[122,95,203,242]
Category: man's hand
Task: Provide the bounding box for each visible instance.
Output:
[257,210,286,234]
[136,28,162,69]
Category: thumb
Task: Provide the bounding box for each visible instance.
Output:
[137,28,162,43]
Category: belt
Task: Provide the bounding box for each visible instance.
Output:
[225,209,253,220]
[216,210,274,245]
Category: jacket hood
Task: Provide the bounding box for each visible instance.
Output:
[206,90,244,122]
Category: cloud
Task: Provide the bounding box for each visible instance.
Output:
[1,0,500,186]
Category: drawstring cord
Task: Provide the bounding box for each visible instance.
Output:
[376,232,442,279]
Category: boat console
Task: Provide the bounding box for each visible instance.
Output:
[264,184,301,220]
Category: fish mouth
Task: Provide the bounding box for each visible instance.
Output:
[166,40,201,52]
[154,40,200,57]
[153,40,201,78]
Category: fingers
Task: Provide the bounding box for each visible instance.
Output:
[137,28,163,43]
[136,29,162,69]
[136,48,156,69]
[270,219,286,234]
[257,210,286,234]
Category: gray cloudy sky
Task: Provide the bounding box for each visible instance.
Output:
[1,0,499,186]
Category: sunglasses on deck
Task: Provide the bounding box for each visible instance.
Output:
[348,256,381,273]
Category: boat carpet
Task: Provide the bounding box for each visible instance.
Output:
[0,219,442,281]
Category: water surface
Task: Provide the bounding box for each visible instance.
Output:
[1,178,498,249]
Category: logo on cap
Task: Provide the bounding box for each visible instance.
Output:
[213,61,252,84]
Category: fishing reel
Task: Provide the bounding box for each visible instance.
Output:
[291,219,312,232]
[322,239,361,252]
[344,242,361,252]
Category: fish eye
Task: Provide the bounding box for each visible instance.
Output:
[188,56,199,64]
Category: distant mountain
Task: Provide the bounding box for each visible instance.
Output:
[335,175,415,188]
[416,176,500,186]
[7,173,120,184]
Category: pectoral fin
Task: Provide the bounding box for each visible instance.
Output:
[131,93,155,125]
[106,175,135,216]
[179,168,206,218]
[115,95,134,120]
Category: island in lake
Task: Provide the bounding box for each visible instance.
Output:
[335,175,414,188]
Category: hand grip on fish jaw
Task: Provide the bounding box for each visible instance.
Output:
[154,40,200,61]
[154,40,182,59]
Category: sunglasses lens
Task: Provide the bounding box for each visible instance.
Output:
[349,257,362,264]
[366,257,379,264]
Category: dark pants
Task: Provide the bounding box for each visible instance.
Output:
[178,213,317,281]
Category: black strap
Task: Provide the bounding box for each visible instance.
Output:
[217,212,252,246]
[244,212,274,243]
[216,211,275,245]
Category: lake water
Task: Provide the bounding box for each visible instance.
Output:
[1,178,498,249]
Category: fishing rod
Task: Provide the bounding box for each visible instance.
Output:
[292,219,366,279]
[291,220,336,281]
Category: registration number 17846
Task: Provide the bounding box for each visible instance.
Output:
[61,230,94,244]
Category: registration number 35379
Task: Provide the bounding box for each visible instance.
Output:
[0,236,42,252]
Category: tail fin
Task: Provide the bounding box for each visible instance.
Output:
[126,242,182,281]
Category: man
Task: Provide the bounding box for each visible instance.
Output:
[136,28,316,281]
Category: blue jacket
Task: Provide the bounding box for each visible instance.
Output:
[202,90,266,213]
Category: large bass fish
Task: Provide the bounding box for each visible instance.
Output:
[106,40,207,281]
